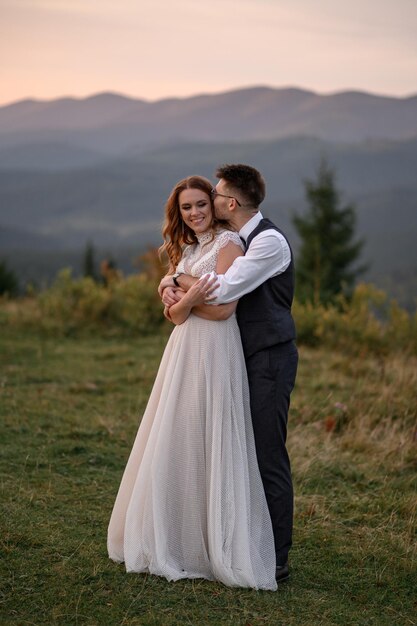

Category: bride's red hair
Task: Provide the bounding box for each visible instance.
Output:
[159,175,227,272]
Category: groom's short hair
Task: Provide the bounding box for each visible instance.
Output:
[216,164,265,208]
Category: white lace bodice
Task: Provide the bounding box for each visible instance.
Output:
[176,229,244,278]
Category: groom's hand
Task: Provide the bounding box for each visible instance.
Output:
[159,272,219,302]
[200,274,220,302]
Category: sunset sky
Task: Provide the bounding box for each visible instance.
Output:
[1,0,416,105]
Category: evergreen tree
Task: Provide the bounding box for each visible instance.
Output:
[293,159,366,304]
[83,240,97,280]
[0,259,19,296]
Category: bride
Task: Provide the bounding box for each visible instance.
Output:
[107,175,277,591]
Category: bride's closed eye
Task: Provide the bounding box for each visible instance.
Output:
[180,201,208,211]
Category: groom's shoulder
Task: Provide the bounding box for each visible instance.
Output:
[252,218,287,239]
[249,219,293,256]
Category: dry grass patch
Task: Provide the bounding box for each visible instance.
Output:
[1,332,415,625]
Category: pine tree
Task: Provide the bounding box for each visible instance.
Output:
[83,240,96,280]
[0,259,19,296]
[293,159,366,304]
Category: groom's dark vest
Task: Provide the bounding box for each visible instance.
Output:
[236,218,296,358]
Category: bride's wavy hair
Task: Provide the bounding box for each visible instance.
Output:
[159,175,229,272]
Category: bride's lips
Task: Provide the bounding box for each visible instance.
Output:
[190,217,206,225]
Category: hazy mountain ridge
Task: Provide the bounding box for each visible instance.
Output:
[0,141,110,170]
[0,85,416,307]
[0,92,147,130]
[1,135,416,309]
[1,87,416,152]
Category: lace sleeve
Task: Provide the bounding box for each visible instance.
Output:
[185,230,244,276]
[214,230,245,253]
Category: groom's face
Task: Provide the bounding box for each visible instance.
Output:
[212,179,232,220]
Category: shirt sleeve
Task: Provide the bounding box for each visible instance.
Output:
[211,230,291,304]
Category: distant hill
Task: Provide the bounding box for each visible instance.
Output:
[0,141,111,170]
[0,87,416,157]
[1,135,416,308]
[0,85,416,308]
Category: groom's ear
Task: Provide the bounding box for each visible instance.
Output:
[229,198,238,212]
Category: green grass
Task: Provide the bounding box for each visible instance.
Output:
[1,330,416,625]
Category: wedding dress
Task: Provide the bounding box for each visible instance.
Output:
[107,229,277,591]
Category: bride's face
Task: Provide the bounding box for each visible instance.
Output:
[178,188,212,235]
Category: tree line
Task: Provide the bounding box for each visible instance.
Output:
[1,160,365,305]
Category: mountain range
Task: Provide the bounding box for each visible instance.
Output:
[1,87,417,156]
[0,86,416,308]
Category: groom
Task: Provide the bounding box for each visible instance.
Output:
[160,164,298,582]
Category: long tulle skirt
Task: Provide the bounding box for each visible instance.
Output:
[107,314,277,590]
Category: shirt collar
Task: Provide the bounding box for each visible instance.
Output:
[239,211,263,243]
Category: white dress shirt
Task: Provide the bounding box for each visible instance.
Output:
[211,212,291,304]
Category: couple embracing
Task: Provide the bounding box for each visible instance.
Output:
[108,164,298,591]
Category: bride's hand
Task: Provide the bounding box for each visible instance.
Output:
[162,287,184,307]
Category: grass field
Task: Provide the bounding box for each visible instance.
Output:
[1,329,416,625]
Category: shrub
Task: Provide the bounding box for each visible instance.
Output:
[293,283,416,356]
[1,276,416,355]
[2,269,166,336]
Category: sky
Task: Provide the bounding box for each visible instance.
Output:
[1,0,417,105]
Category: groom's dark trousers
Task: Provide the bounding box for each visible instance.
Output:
[246,342,298,565]
[236,218,298,566]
